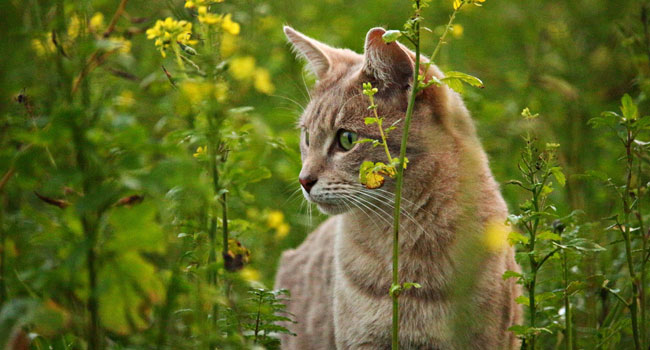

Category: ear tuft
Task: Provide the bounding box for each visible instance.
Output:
[362,27,413,88]
[283,26,332,79]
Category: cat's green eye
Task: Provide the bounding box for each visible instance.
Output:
[337,130,358,151]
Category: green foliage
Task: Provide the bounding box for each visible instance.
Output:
[1,0,650,349]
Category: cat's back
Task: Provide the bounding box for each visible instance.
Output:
[275,216,338,349]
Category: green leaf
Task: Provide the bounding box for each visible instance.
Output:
[402,282,422,290]
[514,295,530,306]
[550,167,565,186]
[508,231,529,246]
[566,281,587,296]
[359,160,375,184]
[507,324,528,336]
[382,30,403,43]
[440,71,485,95]
[364,117,379,125]
[555,238,606,252]
[354,138,375,145]
[502,270,523,281]
[537,231,561,241]
[389,284,402,297]
[620,94,638,120]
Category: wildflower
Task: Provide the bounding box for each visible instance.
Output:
[197,6,221,25]
[221,14,240,35]
[453,0,485,10]
[193,146,206,158]
[109,37,132,53]
[146,17,197,57]
[184,0,224,9]
[89,12,105,33]
[68,15,81,39]
[240,267,261,282]
[31,33,56,57]
[115,90,135,108]
[267,210,284,228]
[484,220,510,252]
[229,56,256,80]
[268,211,290,240]
[254,68,275,94]
[275,223,290,240]
[220,33,238,57]
[452,24,464,38]
[181,80,213,105]
[214,81,229,103]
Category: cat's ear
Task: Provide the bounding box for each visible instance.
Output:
[362,27,413,88]
[284,26,340,79]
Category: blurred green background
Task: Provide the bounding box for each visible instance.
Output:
[1,0,648,349]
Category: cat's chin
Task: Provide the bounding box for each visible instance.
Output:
[315,202,349,215]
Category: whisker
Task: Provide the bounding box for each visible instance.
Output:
[345,194,393,228]
[300,70,312,100]
[272,94,306,113]
[342,194,385,233]
[354,190,429,236]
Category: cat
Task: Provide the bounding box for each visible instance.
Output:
[274,26,522,350]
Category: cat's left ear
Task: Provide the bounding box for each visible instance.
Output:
[362,27,413,88]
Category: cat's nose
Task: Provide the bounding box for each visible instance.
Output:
[299,176,318,194]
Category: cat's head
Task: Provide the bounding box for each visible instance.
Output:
[285,26,474,215]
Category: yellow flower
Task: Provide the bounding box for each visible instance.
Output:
[68,15,81,39]
[214,81,229,103]
[146,17,197,57]
[221,14,240,35]
[184,0,224,8]
[275,223,290,240]
[89,12,105,33]
[181,80,213,105]
[109,37,131,53]
[240,267,260,282]
[31,33,56,57]
[220,33,237,57]
[229,56,256,80]
[254,68,275,94]
[454,0,485,10]
[193,146,206,158]
[364,172,385,189]
[483,220,510,252]
[452,24,464,38]
[115,90,135,107]
[267,210,284,228]
[197,6,222,25]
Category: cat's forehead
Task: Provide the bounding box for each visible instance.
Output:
[300,71,369,131]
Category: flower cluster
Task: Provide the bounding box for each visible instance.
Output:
[229,56,275,94]
[146,17,197,57]
[185,0,240,35]
[453,0,485,10]
[31,12,131,57]
[267,210,289,240]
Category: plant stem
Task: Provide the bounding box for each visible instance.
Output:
[368,95,393,163]
[563,249,572,350]
[253,293,263,343]
[623,130,642,350]
[392,3,421,349]
[0,196,6,306]
[426,6,460,72]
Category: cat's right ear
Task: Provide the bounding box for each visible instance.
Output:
[284,26,337,79]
